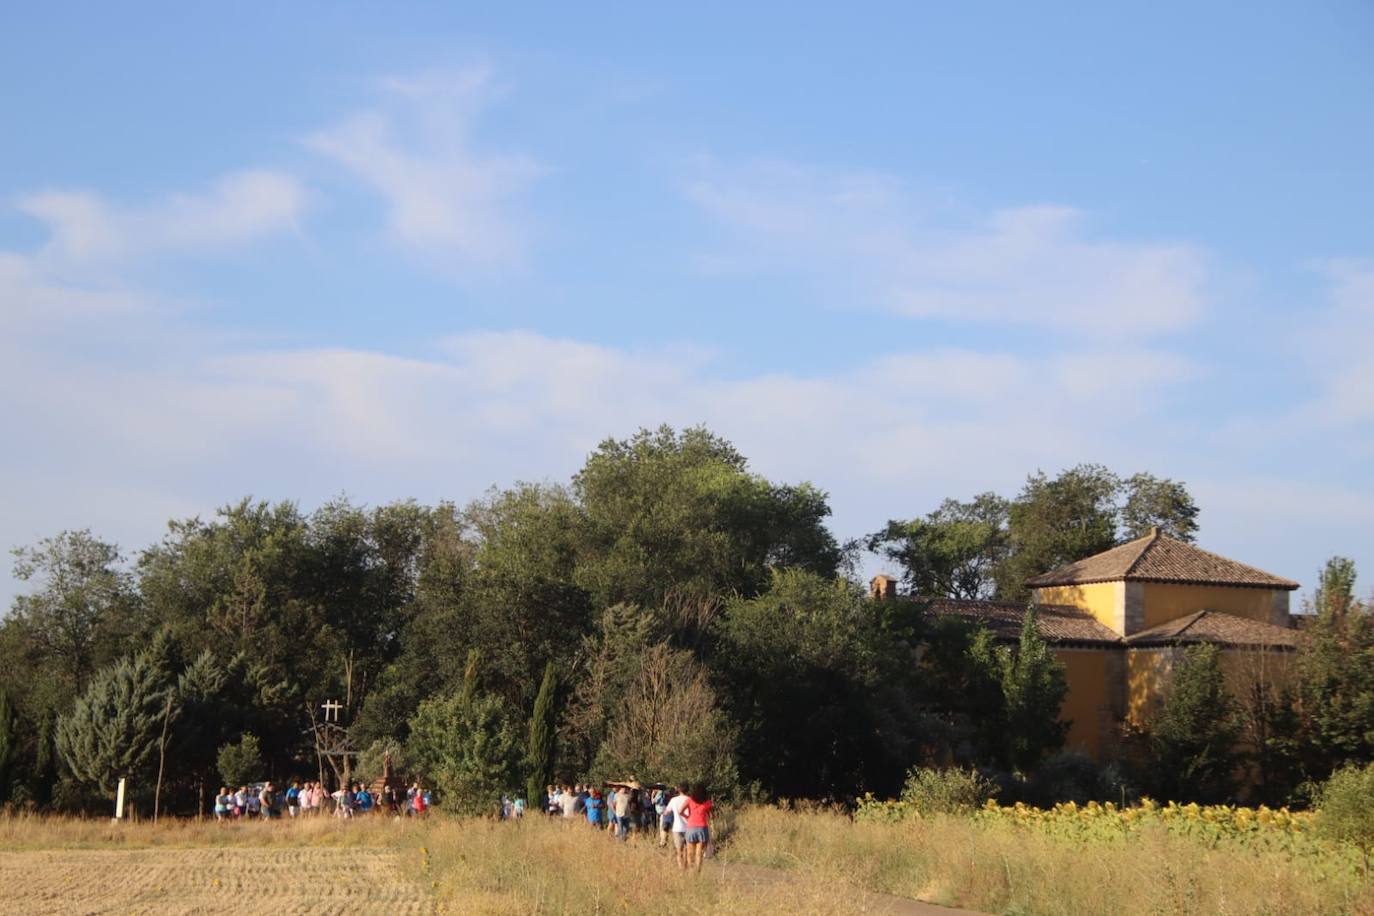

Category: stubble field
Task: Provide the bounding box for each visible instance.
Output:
[0,846,432,915]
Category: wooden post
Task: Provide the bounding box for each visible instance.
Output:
[114,777,126,822]
[153,694,174,824]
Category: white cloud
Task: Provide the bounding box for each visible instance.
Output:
[17,170,304,266]
[688,162,1209,336]
[1,278,1365,607]
[1301,259,1374,428]
[304,67,543,267]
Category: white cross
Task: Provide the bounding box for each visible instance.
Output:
[322,700,343,723]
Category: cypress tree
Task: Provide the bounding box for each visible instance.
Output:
[526,661,558,807]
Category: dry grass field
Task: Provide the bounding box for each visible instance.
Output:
[3,807,1372,915]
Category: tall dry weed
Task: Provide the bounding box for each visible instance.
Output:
[724,805,1374,915]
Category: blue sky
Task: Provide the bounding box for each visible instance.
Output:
[2,1,1372,605]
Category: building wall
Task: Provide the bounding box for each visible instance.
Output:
[1219,647,1297,702]
[1054,647,1118,761]
[1126,647,1176,728]
[1035,582,1124,634]
[1136,582,1290,629]
[1126,645,1296,730]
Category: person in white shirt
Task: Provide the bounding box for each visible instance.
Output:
[666,785,691,870]
[559,785,579,819]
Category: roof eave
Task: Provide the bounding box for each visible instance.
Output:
[1027,575,1299,591]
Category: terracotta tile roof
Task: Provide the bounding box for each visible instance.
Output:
[1125,609,1298,649]
[925,598,1122,646]
[1024,528,1300,590]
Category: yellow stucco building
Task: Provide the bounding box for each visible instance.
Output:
[899,527,1299,762]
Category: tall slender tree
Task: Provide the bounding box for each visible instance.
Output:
[525,661,558,807]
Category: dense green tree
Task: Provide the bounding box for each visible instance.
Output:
[573,425,841,611]
[867,493,1010,599]
[878,468,1200,603]
[911,616,1007,764]
[55,649,175,798]
[1119,473,1200,542]
[216,733,264,788]
[408,688,523,815]
[525,661,558,807]
[967,611,1069,771]
[135,498,439,779]
[999,611,1071,771]
[713,570,924,798]
[10,530,137,694]
[997,466,1122,600]
[462,485,595,706]
[1146,643,1240,803]
[353,504,474,745]
[1292,569,1374,781]
[171,650,231,807]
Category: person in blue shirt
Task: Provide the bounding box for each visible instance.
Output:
[285,782,301,817]
[356,786,373,814]
[584,788,605,828]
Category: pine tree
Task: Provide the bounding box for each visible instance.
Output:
[56,651,176,796]
[525,661,558,808]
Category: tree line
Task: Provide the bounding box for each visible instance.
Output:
[0,425,1368,813]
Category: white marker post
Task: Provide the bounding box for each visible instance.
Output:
[114,777,126,823]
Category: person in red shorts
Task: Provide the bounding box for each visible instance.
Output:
[680,783,714,872]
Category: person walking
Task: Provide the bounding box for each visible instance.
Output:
[612,784,633,840]
[559,785,579,820]
[214,787,231,821]
[681,784,714,872]
[286,781,301,817]
[584,788,604,829]
[653,787,669,846]
[666,785,691,869]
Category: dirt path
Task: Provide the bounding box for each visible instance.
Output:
[0,846,434,915]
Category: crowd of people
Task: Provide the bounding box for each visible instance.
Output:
[208,772,715,872]
[531,782,715,870]
[212,780,431,820]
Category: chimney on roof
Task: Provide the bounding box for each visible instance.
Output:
[869,575,897,600]
[1150,526,1160,537]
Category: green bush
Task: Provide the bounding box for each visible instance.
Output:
[216,734,263,788]
[1317,763,1374,872]
[900,766,997,815]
